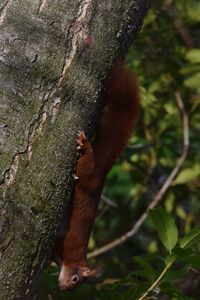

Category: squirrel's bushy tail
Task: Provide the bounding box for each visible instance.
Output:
[94,61,139,175]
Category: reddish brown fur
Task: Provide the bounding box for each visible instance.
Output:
[57,62,139,289]
[94,61,139,174]
[62,133,100,266]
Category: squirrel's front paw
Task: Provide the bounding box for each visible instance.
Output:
[76,131,87,149]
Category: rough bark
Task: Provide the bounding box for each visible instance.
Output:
[0,0,150,299]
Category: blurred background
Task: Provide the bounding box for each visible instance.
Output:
[37,0,200,299]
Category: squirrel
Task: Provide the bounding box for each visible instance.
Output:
[53,61,139,290]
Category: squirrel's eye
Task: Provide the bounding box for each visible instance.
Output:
[72,275,79,283]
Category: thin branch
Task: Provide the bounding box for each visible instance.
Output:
[101,194,119,208]
[95,195,119,220]
[88,91,189,259]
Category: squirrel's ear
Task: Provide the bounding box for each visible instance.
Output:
[80,266,101,278]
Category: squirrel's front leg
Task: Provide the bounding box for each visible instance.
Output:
[59,131,100,290]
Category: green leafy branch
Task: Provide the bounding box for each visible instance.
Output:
[138,208,200,300]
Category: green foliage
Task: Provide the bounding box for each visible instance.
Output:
[180,227,200,248]
[37,0,200,299]
[150,208,178,253]
[95,211,200,300]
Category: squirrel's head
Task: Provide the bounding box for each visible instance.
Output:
[58,264,100,290]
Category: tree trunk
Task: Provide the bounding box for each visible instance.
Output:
[0,0,149,299]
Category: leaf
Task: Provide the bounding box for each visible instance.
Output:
[176,205,187,220]
[172,247,193,259]
[165,193,175,212]
[150,208,178,253]
[173,164,200,185]
[164,103,179,115]
[180,64,200,75]
[180,227,200,248]
[133,257,156,283]
[144,9,156,26]
[184,254,200,269]
[186,3,200,23]
[185,49,200,63]
[132,270,150,280]
[162,268,188,282]
[184,72,200,89]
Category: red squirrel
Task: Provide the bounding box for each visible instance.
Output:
[54,61,139,289]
